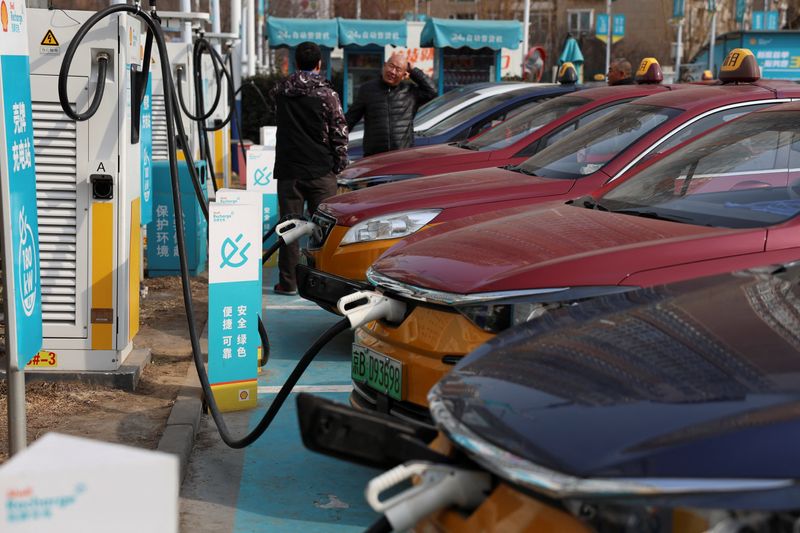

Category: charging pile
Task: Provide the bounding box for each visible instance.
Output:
[56,0,404,449]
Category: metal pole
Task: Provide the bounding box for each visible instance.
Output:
[0,190,26,457]
[414,0,419,18]
[211,0,221,52]
[231,0,243,78]
[356,0,361,19]
[247,0,256,77]
[522,0,530,81]
[604,0,612,75]
[675,19,683,83]
[180,0,192,43]
[709,10,717,73]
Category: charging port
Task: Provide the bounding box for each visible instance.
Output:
[90,174,114,200]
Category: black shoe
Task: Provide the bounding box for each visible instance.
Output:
[273,283,298,296]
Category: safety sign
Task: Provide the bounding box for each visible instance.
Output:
[246,145,279,266]
[0,0,43,369]
[39,28,59,55]
[208,201,261,411]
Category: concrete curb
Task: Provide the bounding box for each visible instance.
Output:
[157,322,208,483]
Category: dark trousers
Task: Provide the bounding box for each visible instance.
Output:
[277,173,337,290]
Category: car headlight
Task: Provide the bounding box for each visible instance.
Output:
[337,174,422,191]
[340,209,441,245]
[457,286,638,334]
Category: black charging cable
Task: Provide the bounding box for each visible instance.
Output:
[57,1,348,449]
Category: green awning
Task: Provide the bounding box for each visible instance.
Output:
[420,18,522,50]
[337,18,407,47]
[266,17,338,48]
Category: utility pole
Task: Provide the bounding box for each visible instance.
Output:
[522,0,530,80]
[675,19,683,82]
[709,7,717,74]
[604,0,612,75]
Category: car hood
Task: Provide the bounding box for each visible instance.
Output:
[373,204,761,293]
[321,169,575,227]
[430,264,800,487]
[338,144,480,180]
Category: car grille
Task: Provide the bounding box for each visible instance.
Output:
[308,211,336,249]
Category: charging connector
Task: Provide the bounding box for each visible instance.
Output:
[365,461,491,531]
[337,291,406,329]
[275,219,318,246]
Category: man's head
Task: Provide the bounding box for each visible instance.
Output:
[295,41,322,72]
[382,51,408,86]
[607,58,632,85]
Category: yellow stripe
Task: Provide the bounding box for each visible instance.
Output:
[91,202,114,350]
[214,129,224,176]
[129,199,141,341]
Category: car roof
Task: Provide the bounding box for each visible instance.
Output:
[631,80,800,110]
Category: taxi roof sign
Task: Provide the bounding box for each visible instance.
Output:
[719,48,760,83]
[635,58,663,84]
[557,62,578,85]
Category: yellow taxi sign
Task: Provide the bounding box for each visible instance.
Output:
[636,58,658,77]
[557,62,578,84]
[634,57,663,84]
[721,48,754,71]
[719,48,760,83]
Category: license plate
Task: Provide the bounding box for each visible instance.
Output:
[351,344,403,401]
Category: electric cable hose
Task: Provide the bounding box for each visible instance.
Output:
[58,2,346,449]
[58,52,108,121]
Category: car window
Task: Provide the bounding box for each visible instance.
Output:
[519,103,680,179]
[600,110,798,229]
[538,101,631,151]
[466,97,554,139]
[462,96,589,152]
[419,89,533,137]
[645,103,777,158]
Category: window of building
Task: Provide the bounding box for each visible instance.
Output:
[567,9,593,34]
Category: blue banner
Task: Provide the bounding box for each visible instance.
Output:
[337,18,407,47]
[752,11,779,30]
[1,54,43,368]
[420,18,522,50]
[140,74,153,226]
[673,0,685,18]
[736,0,746,23]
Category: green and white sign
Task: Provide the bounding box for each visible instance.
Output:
[0,0,43,370]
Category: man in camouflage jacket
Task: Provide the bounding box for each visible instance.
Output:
[272,41,348,295]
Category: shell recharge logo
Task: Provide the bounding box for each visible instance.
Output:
[5,483,86,523]
[18,207,38,317]
[1,0,8,32]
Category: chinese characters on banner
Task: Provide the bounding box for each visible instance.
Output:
[208,202,261,411]
[0,0,43,369]
[140,74,153,225]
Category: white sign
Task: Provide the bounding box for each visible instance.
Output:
[259,126,277,148]
[0,433,178,532]
[209,202,261,284]
[246,146,277,194]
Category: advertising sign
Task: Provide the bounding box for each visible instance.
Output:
[140,74,153,226]
[595,14,626,44]
[735,0,746,23]
[0,0,43,369]
[208,202,261,411]
[672,0,685,18]
[246,145,279,266]
[752,11,780,31]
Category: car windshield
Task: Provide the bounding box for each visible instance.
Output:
[600,111,800,228]
[462,96,590,151]
[518,104,681,179]
[420,88,534,137]
[413,85,488,127]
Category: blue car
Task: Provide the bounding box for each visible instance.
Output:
[347,81,581,160]
[298,260,800,531]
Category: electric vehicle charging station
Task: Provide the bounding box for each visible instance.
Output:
[25,8,144,372]
[151,41,197,162]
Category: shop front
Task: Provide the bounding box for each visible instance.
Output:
[420,18,522,94]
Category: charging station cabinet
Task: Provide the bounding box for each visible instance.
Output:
[150,41,198,162]
[26,8,143,372]
[201,53,231,190]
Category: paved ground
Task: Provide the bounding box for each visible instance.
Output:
[180,269,382,532]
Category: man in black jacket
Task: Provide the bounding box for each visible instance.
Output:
[607,58,634,86]
[272,42,348,295]
[345,51,437,157]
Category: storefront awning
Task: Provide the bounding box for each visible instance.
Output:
[266,17,338,48]
[337,18,407,47]
[420,18,522,50]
